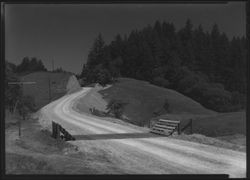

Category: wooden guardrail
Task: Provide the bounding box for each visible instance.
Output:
[150,118,193,136]
[150,119,181,136]
[52,121,75,141]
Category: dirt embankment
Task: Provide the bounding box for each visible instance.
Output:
[66,75,81,94]
[75,84,108,114]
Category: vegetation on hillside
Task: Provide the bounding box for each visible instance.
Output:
[5,62,22,112]
[106,99,127,119]
[6,57,74,110]
[80,19,246,113]
[155,112,245,137]
[5,62,36,119]
[15,57,47,74]
[52,67,68,73]
[99,78,216,127]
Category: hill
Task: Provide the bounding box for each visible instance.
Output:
[75,77,245,139]
[155,111,245,137]
[99,78,216,126]
[80,21,246,113]
[21,72,81,109]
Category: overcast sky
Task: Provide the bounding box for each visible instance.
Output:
[5,2,246,74]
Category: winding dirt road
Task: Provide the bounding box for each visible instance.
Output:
[40,87,246,177]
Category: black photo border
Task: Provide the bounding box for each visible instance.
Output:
[0,0,248,180]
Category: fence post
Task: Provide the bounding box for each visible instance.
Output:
[52,121,75,141]
[177,123,180,135]
[52,121,60,139]
[52,121,56,138]
[57,124,61,139]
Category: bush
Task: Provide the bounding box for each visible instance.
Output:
[169,67,240,112]
[177,70,207,94]
[5,63,22,112]
[152,66,168,77]
[85,65,112,87]
[106,99,127,119]
[95,68,112,86]
[163,99,170,113]
[17,95,36,120]
[202,87,232,112]
[152,76,170,88]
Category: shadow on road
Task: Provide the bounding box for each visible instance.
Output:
[73,132,164,140]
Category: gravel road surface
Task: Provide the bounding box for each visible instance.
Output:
[40,87,246,177]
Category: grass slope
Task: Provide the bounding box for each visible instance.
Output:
[99,78,245,138]
[154,111,246,137]
[21,72,72,109]
[99,78,216,126]
[193,112,246,136]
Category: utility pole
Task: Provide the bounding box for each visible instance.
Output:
[8,81,36,138]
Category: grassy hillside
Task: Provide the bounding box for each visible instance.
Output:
[98,78,245,137]
[21,72,73,109]
[155,111,245,137]
[193,112,246,137]
[99,78,216,126]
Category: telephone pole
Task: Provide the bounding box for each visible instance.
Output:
[8,81,36,138]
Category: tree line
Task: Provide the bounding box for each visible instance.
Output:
[80,19,246,112]
[5,61,36,119]
[15,57,48,74]
[5,57,68,119]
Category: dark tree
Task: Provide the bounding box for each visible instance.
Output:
[80,19,246,112]
[86,33,106,69]
[106,99,127,119]
[15,57,47,74]
[5,62,22,112]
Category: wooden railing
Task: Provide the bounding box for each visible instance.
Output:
[150,119,181,136]
[150,118,193,136]
[52,121,75,141]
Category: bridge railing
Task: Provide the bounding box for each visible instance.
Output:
[52,121,75,141]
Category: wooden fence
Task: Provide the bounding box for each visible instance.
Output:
[150,118,193,136]
[52,121,75,141]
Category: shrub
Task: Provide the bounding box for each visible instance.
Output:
[85,65,112,87]
[106,99,127,119]
[5,64,22,112]
[95,68,112,86]
[202,87,232,112]
[152,76,170,88]
[17,95,36,120]
[169,67,239,112]
[177,70,207,94]
[163,99,171,113]
[152,66,168,77]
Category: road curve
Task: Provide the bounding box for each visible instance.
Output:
[41,87,246,177]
